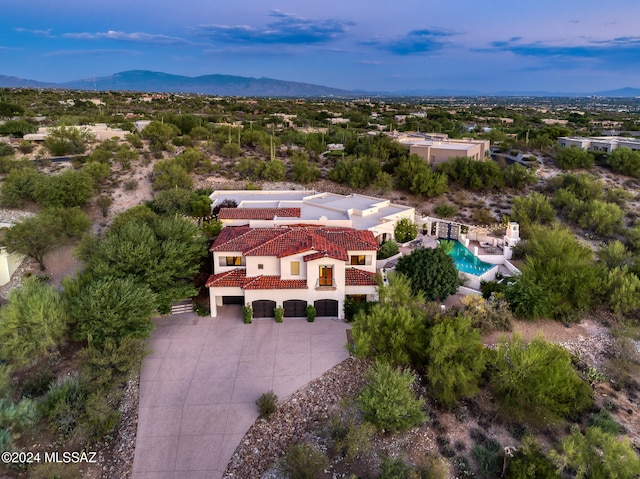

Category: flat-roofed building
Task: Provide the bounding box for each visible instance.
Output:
[210,190,415,245]
[394,133,490,165]
[558,136,640,153]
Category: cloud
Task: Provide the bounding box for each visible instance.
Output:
[487,36,640,64]
[44,49,141,57]
[362,29,456,55]
[14,27,54,37]
[63,30,206,46]
[193,10,354,45]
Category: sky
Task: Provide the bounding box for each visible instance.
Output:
[2,0,640,94]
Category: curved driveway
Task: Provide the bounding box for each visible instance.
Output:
[131,306,350,479]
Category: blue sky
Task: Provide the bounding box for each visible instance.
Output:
[2,0,639,93]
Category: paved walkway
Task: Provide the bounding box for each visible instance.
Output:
[131,306,350,479]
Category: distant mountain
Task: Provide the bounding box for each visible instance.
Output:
[593,87,640,98]
[61,70,356,97]
[0,70,639,98]
[0,75,57,89]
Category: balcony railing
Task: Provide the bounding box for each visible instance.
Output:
[315,278,336,290]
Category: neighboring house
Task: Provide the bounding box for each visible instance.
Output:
[210,190,415,245]
[393,133,490,165]
[558,136,640,153]
[206,225,379,319]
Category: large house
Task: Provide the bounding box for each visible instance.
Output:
[393,133,490,165]
[209,190,415,245]
[206,225,379,319]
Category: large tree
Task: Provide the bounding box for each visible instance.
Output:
[69,277,157,347]
[489,335,592,426]
[78,213,205,311]
[3,213,64,271]
[44,126,95,156]
[426,315,486,408]
[396,246,460,301]
[0,277,69,366]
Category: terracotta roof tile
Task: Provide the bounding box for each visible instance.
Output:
[205,268,246,288]
[243,276,308,290]
[218,208,301,220]
[210,227,378,263]
[345,268,378,286]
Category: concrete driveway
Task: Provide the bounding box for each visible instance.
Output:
[131,306,350,479]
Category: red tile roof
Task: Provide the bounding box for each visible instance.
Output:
[205,268,246,288]
[210,226,378,263]
[244,276,308,290]
[218,208,301,220]
[205,268,307,290]
[345,268,378,286]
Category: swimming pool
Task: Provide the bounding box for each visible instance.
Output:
[443,240,495,276]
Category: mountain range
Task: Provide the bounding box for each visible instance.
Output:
[1,70,639,98]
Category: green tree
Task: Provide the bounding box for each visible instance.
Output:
[44,126,95,156]
[552,426,640,479]
[0,277,69,367]
[505,436,560,479]
[394,218,418,243]
[609,147,640,178]
[516,225,600,320]
[503,163,537,189]
[114,145,138,169]
[577,199,624,236]
[0,167,39,207]
[510,192,556,232]
[32,170,95,207]
[604,266,640,315]
[0,142,14,157]
[259,159,287,181]
[291,154,320,184]
[489,335,592,426]
[351,302,428,367]
[0,119,37,137]
[78,214,204,311]
[358,360,426,433]
[69,277,157,347]
[396,246,460,301]
[395,155,448,197]
[152,159,193,191]
[554,146,594,169]
[3,212,64,270]
[141,121,179,150]
[597,240,630,269]
[82,161,111,187]
[426,316,486,408]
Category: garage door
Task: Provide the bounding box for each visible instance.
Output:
[252,300,276,318]
[222,296,244,305]
[314,299,339,317]
[283,300,307,318]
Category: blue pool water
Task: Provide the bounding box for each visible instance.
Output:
[444,240,494,276]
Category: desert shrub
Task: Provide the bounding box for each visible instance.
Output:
[394,154,448,197]
[471,432,503,479]
[256,390,278,418]
[328,408,375,461]
[588,409,625,435]
[81,337,147,391]
[378,239,399,259]
[76,389,122,442]
[505,436,560,479]
[489,335,592,426]
[438,156,504,191]
[555,146,594,169]
[40,372,83,435]
[21,368,54,399]
[379,456,415,479]
[351,302,427,366]
[123,179,138,190]
[433,203,458,218]
[426,316,486,408]
[460,294,513,333]
[280,444,329,479]
[0,277,69,367]
[551,425,640,478]
[358,360,426,433]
